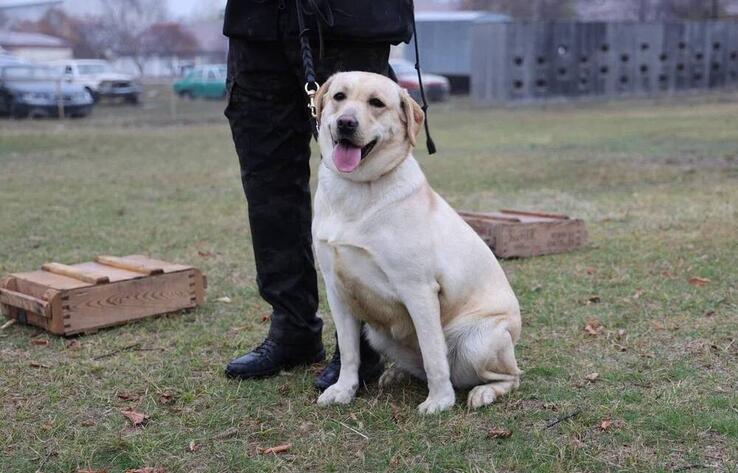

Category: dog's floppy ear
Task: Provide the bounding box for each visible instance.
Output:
[314,75,335,125]
[401,89,425,148]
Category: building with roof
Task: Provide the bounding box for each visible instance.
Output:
[401,11,511,92]
[0,0,63,25]
[0,28,71,60]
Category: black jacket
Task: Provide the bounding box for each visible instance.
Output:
[223,0,414,44]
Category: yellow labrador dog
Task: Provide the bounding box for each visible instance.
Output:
[313,72,521,414]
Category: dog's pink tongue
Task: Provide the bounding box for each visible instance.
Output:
[332,143,362,173]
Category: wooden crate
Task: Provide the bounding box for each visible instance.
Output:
[0,255,206,336]
[459,209,588,258]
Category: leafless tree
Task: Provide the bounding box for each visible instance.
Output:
[99,0,168,73]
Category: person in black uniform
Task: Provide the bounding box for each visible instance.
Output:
[222,1,414,390]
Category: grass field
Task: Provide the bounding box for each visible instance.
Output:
[1,89,737,472]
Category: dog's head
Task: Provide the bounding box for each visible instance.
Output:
[316,71,424,182]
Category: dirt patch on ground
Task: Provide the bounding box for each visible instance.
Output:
[658,153,738,171]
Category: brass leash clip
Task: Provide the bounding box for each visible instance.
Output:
[305,81,320,133]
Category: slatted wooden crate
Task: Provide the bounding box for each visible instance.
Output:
[0,255,206,336]
[459,209,588,258]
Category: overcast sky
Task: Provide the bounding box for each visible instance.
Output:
[63,0,227,19]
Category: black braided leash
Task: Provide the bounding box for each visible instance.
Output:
[296,0,321,139]
[409,0,436,154]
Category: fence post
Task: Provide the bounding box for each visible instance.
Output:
[56,79,65,119]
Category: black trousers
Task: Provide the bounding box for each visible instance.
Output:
[225,38,390,344]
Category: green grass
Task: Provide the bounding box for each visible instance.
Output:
[1,89,737,472]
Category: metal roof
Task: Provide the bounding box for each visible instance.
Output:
[0,0,63,10]
[0,29,68,47]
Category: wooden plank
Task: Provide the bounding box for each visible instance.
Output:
[74,262,145,282]
[95,255,164,275]
[41,263,110,285]
[500,209,570,220]
[63,270,201,334]
[457,211,521,222]
[9,271,90,290]
[0,287,50,317]
[122,255,192,273]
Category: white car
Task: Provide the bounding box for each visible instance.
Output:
[51,60,141,104]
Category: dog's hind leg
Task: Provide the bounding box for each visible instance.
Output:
[468,327,520,409]
[447,318,521,409]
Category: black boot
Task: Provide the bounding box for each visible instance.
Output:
[226,337,325,380]
[314,330,384,391]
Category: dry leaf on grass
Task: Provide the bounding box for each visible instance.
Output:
[487,427,512,439]
[197,250,215,258]
[261,314,271,323]
[584,319,604,336]
[586,296,601,304]
[585,372,599,382]
[31,338,49,346]
[29,362,50,369]
[120,408,149,427]
[124,468,167,473]
[599,418,613,431]
[117,392,139,402]
[66,340,82,349]
[688,277,711,287]
[159,393,175,405]
[258,443,292,455]
[186,440,201,452]
[216,296,232,304]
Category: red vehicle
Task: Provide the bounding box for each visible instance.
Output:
[390,59,450,102]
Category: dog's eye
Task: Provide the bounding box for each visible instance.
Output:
[368,98,385,108]
[333,92,346,101]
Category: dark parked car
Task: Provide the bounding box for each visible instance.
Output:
[390,59,450,102]
[0,64,94,118]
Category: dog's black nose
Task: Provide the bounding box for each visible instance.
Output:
[336,115,358,135]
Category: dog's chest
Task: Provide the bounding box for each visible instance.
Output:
[327,244,415,341]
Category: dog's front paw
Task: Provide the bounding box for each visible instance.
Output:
[417,392,455,415]
[317,383,356,406]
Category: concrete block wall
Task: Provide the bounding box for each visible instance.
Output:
[471,21,738,104]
